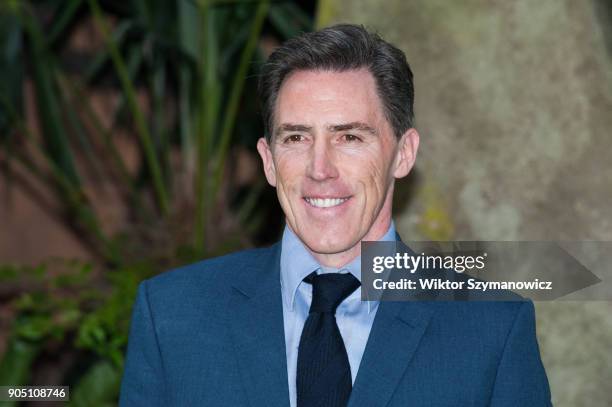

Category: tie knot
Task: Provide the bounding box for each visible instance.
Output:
[304,272,361,314]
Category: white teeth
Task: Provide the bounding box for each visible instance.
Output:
[305,197,348,208]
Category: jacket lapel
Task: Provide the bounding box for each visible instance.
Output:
[228,243,290,407]
[348,300,434,407]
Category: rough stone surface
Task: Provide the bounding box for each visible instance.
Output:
[326,0,612,405]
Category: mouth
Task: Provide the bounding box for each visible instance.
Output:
[303,196,351,208]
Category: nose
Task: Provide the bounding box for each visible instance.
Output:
[306,137,339,181]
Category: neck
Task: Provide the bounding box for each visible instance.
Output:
[308,216,392,268]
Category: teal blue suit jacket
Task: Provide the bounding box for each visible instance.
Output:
[119,242,552,406]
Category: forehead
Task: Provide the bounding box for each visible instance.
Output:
[274,69,386,127]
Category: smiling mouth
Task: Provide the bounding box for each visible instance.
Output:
[304,197,351,208]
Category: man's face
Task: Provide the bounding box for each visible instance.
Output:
[257,69,418,265]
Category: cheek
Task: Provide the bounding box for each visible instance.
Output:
[273,155,302,193]
[364,164,389,209]
[339,149,391,200]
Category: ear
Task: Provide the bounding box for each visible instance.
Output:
[393,128,420,179]
[256,137,277,187]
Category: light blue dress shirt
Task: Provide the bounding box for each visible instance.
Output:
[280,222,397,407]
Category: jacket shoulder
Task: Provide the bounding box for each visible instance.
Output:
[428,298,536,352]
[144,243,279,302]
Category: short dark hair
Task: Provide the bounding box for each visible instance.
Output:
[258,24,415,141]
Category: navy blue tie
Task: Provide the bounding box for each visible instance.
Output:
[296,272,361,407]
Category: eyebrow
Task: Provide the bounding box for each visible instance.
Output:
[275,122,377,136]
[327,122,377,135]
[275,123,313,135]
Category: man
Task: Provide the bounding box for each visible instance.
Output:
[120,24,551,406]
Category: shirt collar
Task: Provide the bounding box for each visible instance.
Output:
[280,221,397,314]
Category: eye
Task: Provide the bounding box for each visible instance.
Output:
[342,133,362,142]
[283,134,304,143]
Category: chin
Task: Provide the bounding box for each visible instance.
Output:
[303,231,358,255]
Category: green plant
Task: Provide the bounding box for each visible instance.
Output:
[0,0,313,404]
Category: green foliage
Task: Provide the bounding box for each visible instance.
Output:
[0,258,162,401]
[68,359,122,407]
[0,338,40,407]
[0,338,40,387]
[0,0,313,403]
